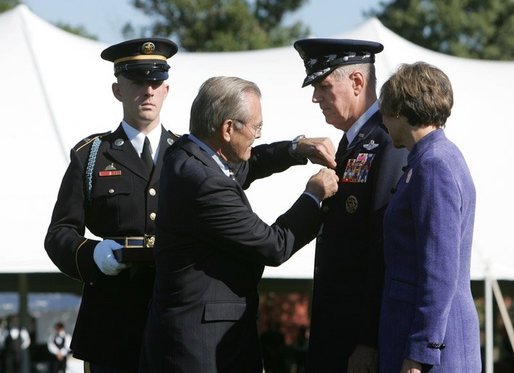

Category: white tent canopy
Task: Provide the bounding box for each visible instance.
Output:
[2,4,513,280]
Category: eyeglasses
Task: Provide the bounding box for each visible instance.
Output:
[233,119,263,137]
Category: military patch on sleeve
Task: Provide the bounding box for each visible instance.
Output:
[342,153,375,183]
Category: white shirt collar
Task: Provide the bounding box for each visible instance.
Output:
[188,134,232,177]
[121,121,162,162]
[345,100,379,145]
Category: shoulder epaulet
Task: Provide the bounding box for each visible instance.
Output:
[74,131,111,152]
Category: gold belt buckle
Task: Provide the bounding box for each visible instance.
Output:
[144,235,155,248]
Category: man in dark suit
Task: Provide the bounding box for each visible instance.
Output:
[141,76,339,372]
[45,38,180,372]
[293,39,408,372]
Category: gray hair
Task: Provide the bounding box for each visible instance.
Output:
[189,76,262,138]
[330,63,377,93]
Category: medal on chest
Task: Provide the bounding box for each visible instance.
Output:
[342,153,375,183]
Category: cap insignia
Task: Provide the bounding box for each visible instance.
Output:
[141,42,156,55]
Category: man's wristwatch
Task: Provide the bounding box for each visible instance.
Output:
[289,134,306,159]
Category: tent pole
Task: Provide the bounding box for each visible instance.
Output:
[485,276,494,373]
[491,279,514,353]
[18,273,30,373]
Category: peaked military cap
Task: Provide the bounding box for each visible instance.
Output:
[101,38,178,81]
[294,38,384,87]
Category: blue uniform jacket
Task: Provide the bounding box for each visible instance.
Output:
[308,111,407,372]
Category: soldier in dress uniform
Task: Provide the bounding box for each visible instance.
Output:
[45,38,180,373]
[47,321,71,373]
[293,39,408,372]
[0,315,31,373]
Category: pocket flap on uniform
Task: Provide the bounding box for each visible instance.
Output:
[203,302,246,322]
[92,175,133,198]
[388,279,416,304]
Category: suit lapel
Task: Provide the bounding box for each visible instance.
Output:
[102,125,147,180]
[350,111,382,146]
[336,112,383,173]
[103,125,178,183]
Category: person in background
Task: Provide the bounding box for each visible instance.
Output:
[293,38,407,372]
[44,38,180,372]
[378,61,481,372]
[0,315,31,373]
[141,76,339,372]
[47,321,72,373]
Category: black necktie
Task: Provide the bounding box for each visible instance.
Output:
[141,137,154,176]
[335,134,349,162]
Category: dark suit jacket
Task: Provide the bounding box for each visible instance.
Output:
[308,112,408,372]
[45,124,179,370]
[141,135,322,372]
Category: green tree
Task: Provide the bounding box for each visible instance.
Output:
[0,0,19,13]
[367,0,514,60]
[125,0,310,51]
[56,22,98,40]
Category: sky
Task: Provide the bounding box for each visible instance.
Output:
[21,0,383,45]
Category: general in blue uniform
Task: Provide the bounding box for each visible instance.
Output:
[294,38,408,372]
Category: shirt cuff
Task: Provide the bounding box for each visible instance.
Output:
[302,192,321,207]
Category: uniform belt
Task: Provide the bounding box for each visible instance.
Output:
[106,235,155,249]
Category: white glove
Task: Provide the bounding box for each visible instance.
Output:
[93,240,128,276]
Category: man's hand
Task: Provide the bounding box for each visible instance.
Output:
[93,240,128,275]
[347,345,378,373]
[400,359,422,373]
[296,137,337,168]
[304,168,339,201]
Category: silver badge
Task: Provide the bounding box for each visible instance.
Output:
[363,140,379,150]
[345,195,358,214]
[167,138,174,145]
[114,138,124,146]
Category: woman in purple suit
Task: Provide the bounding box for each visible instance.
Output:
[378,62,481,372]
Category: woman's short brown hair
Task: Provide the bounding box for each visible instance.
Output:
[380,62,453,128]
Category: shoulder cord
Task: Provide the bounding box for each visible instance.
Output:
[85,137,101,202]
